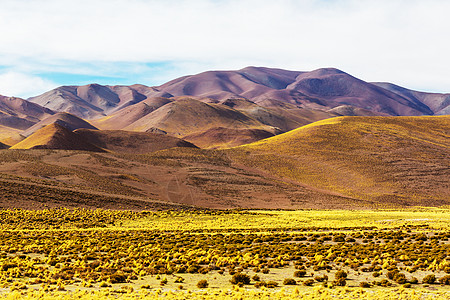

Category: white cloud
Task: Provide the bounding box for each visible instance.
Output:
[0,72,57,98]
[0,0,449,93]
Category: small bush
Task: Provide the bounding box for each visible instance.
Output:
[314,274,328,282]
[303,279,315,286]
[252,274,260,282]
[403,283,411,288]
[360,282,371,288]
[335,270,347,280]
[266,281,278,288]
[109,274,127,284]
[294,270,307,277]
[333,278,346,286]
[230,273,251,285]
[197,279,208,288]
[283,278,296,285]
[422,274,436,284]
[410,277,418,284]
[439,275,450,285]
[393,273,407,284]
[262,268,270,274]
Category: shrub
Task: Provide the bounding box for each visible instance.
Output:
[294,270,307,277]
[387,270,398,280]
[372,271,381,277]
[252,274,260,282]
[109,274,127,284]
[314,274,328,282]
[262,268,270,274]
[439,275,450,285]
[335,270,347,280]
[333,278,346,286]
[403,283,411,288]
[197,279,208,288]
[230,273,250,285]
[174,276,184,283]
[393,273,407,284]
[360,282,371,288]
[410,277,418,284]
[303,279,315,286]
[266,281,278,288]
[283,278,296,285]
[422,274,436,284]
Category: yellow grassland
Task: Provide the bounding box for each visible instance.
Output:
[0,209,449,299]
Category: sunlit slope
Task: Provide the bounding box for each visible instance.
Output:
[11,123,104,152]
[229,116,450,207]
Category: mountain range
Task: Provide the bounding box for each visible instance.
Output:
[0,67,448,210]
[1,67,449,149]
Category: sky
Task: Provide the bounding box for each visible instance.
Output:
[0,0,449,98]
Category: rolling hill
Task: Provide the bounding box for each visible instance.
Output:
[0,115,448,210]
[22,112,98,137]
[91,97,173,130]
[123,98,278,137]
[73,129,197,154]
[11,123,104,152]
[183,127,275,149]
[228,115,450,207]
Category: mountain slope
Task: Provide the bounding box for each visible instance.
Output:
[229,115,450,207]
[11,123,104,152]
[22,112,98,137]
[124,98,277,137]
[91,97,173,130]
[0,95,54,130]
[373,82,450,115]
[0,141,8,149]
[184,127,275,149]
[144,67,441,116]
[27,84,152,119]
[74,129,197,154]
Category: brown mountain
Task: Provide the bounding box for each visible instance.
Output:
[123,98,277,137]
[91,97,173,130]
[11,123,104,152]
[27,67,450,123]
[27,84,151,119]
[22,112,98,137]
[373,82,450,115]
[144,67,444,116]
[0,95,54,130]
[74,129,197,154]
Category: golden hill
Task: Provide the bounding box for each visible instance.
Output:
[11,123,103,152]
[74,129,197,154]
[229,115,450,207]
[184,127,275,149]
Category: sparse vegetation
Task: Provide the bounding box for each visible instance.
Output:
[0,208,447,299]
